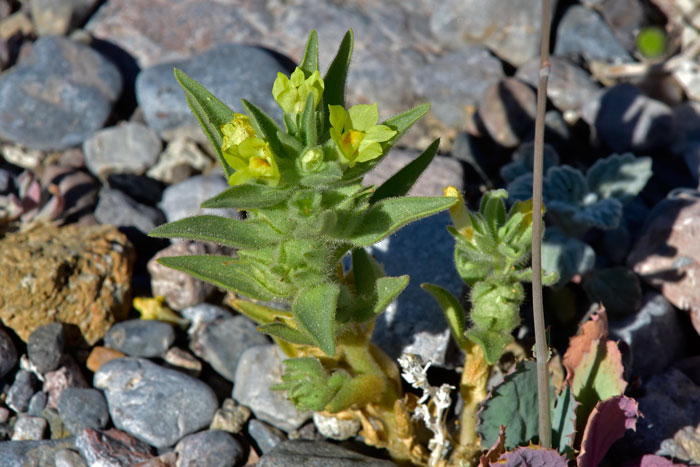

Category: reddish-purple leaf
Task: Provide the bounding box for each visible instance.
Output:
[497,445,568,466]
[480,425,506,467]
[577,395,640,467]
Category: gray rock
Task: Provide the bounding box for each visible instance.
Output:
[159,173,238,222]
[430,0,554,66]
[43,355,89,409]
[247,419,287,454]
[175,430,245,467]
[610,294,686,379]
[30,0,99,36]
[136,43,288,138]
[592,0,645,52]
[94,187,166,235]
[515,56,600,112]
[582,83,673,153]
[57,388,109,435]
[0,438,76,466]
[83,123,162,180]
[27,322,65,374]
[0,407,9,423]
[411,46,503,127]
[233,345,311,432]
[478,78,537,148]
[7,369,39,413]
[257,440,394,466]
[370,212,465,366]
[12,414,48,440]
[0,36,121,150]
[27,391,47,417]
[180,303,231,330]
[94,358,218,448]
[76,427,154,466]
[0,328,17,379]
[103,319,175,358]
[209,398,251,435]
[554,5,634,64]
[147,137,214,185]
[54,448,88,467]
[312,412,361,441]
[189,316,270,382]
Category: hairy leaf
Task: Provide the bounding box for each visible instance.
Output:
[293,283,340,356]
[149,215,282,248]
[587,153,652,202]
[228,298,292,325]
[422,283,467,349]
[325,373,386,413]
[500,142,560,183]
[201,184,291,209]
[542,228,596,285]
[272,357,349,411]
[299,30,319,75]
[321,29,353,141]
[498,446,568,466]
[370,275,409,319]
[174,68,235,179]
[258,322,317,346]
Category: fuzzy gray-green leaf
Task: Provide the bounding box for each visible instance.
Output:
[587,153,652,202]
[149,215,282,248]
[174,68,235,179]
[371,275,409,318]
[300,30,319,75]
[258,322,317,346]
[293,283,340,356]
[201,184,291,209]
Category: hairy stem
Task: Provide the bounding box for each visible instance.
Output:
[456,341,490,464]
[532,0,553,448]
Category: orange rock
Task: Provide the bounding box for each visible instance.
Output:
[87,346,127,372]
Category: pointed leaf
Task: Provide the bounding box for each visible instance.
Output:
[293,283,340,356]
[577,396,639,467]
[174,68,235,179]
[240,99,286,160]
[551,385,578,456]
[272,357,348,411]
[149,215,282,248]
[369,138,440,204]
[587,153,652,202]
[300,93,318,147]
[258,322,317,346]
[352,247,379,296]
[422,283,467,349]
[323,30,353,110]
[156,255,288,301]
[229,298,292,325]
[201,184,291,209]
[371,275,409,318]
[466,327,514,366]
[325,374,386,413]
[382,103,430,150]
[299,30,319,75]
[342,196,457,246]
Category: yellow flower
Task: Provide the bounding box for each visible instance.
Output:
[272,67,324,115]
[444,186,473,241]
[221,114,281,186]
[328,103,396,167]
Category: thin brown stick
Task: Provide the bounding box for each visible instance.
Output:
[532,0,552,449]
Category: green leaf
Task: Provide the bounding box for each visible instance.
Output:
[300,30,319,75]
[272,357,349,411]
[551,385,578,457]
[370,275,409,318]
[422,283,467,349]
[478,360,552,449]
[382,103,430,151]
[342,196,457,246]
[156,255,290,301]
[149,215,282,248]
[586,153,652,202]
[369,138,440,204]
[258,322,317,346]
[293,283,340,356]
[351,247,379,297]
[201,184,291,209]
[323,30,353,112]
[300,93,318,147]
[240,99,286,160]
[229,298,292,325]
[582,267,641,316]
[466,327,514,366]
[174,68,236,179]
[325,373,386,413]
[542,228,596,285]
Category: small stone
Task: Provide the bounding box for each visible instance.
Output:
[30,0,98,36]
[0,327,18,378]
[83,123,162,180]
[105,173,163,206]
[164,347,201,377]
[411,46,503,127]
[233,345,311,432]
[27,322,65,374]
[0,11,33,40]
[0,406,9,423]
[94,358,218,448]
[43,355,89,409]
[6,369,39,413]
[180,303,231,331]
[159,173,239,222]
[478,78,537,148]
[104,319,175,358]
[363,149,465,197]
[257,440,394,466]
[1,145,45,170]
[592,0,645,52]
[12,414,48,440]
[94,187,167,235]
[0,437,76,464]
[554,5,633,64]
[28,391,47,417]
[189,316,269,382]
[148,242,222,311]
[58,388,109,435]
[248,419,287,454]
[132,451,177,467]
[146,137,214,185]
[76,427,154,466]
[54,448,88,467]
[0,223,134,345]
[43,406,73,440]
[312,412,361,441]
[135,43,287,138]
[209,398,251,434]
[86,346,127,373]
[515,56,600,113]
[175,430,246,467]
[582,83,674,153]
[0,36,121,150]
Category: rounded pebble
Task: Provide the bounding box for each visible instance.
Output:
[57,388,110,435]
[27,322,65,374]
[175,430,246,467]
[103,319,175,358]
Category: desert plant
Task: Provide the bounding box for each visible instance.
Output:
[149,29,457,463]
